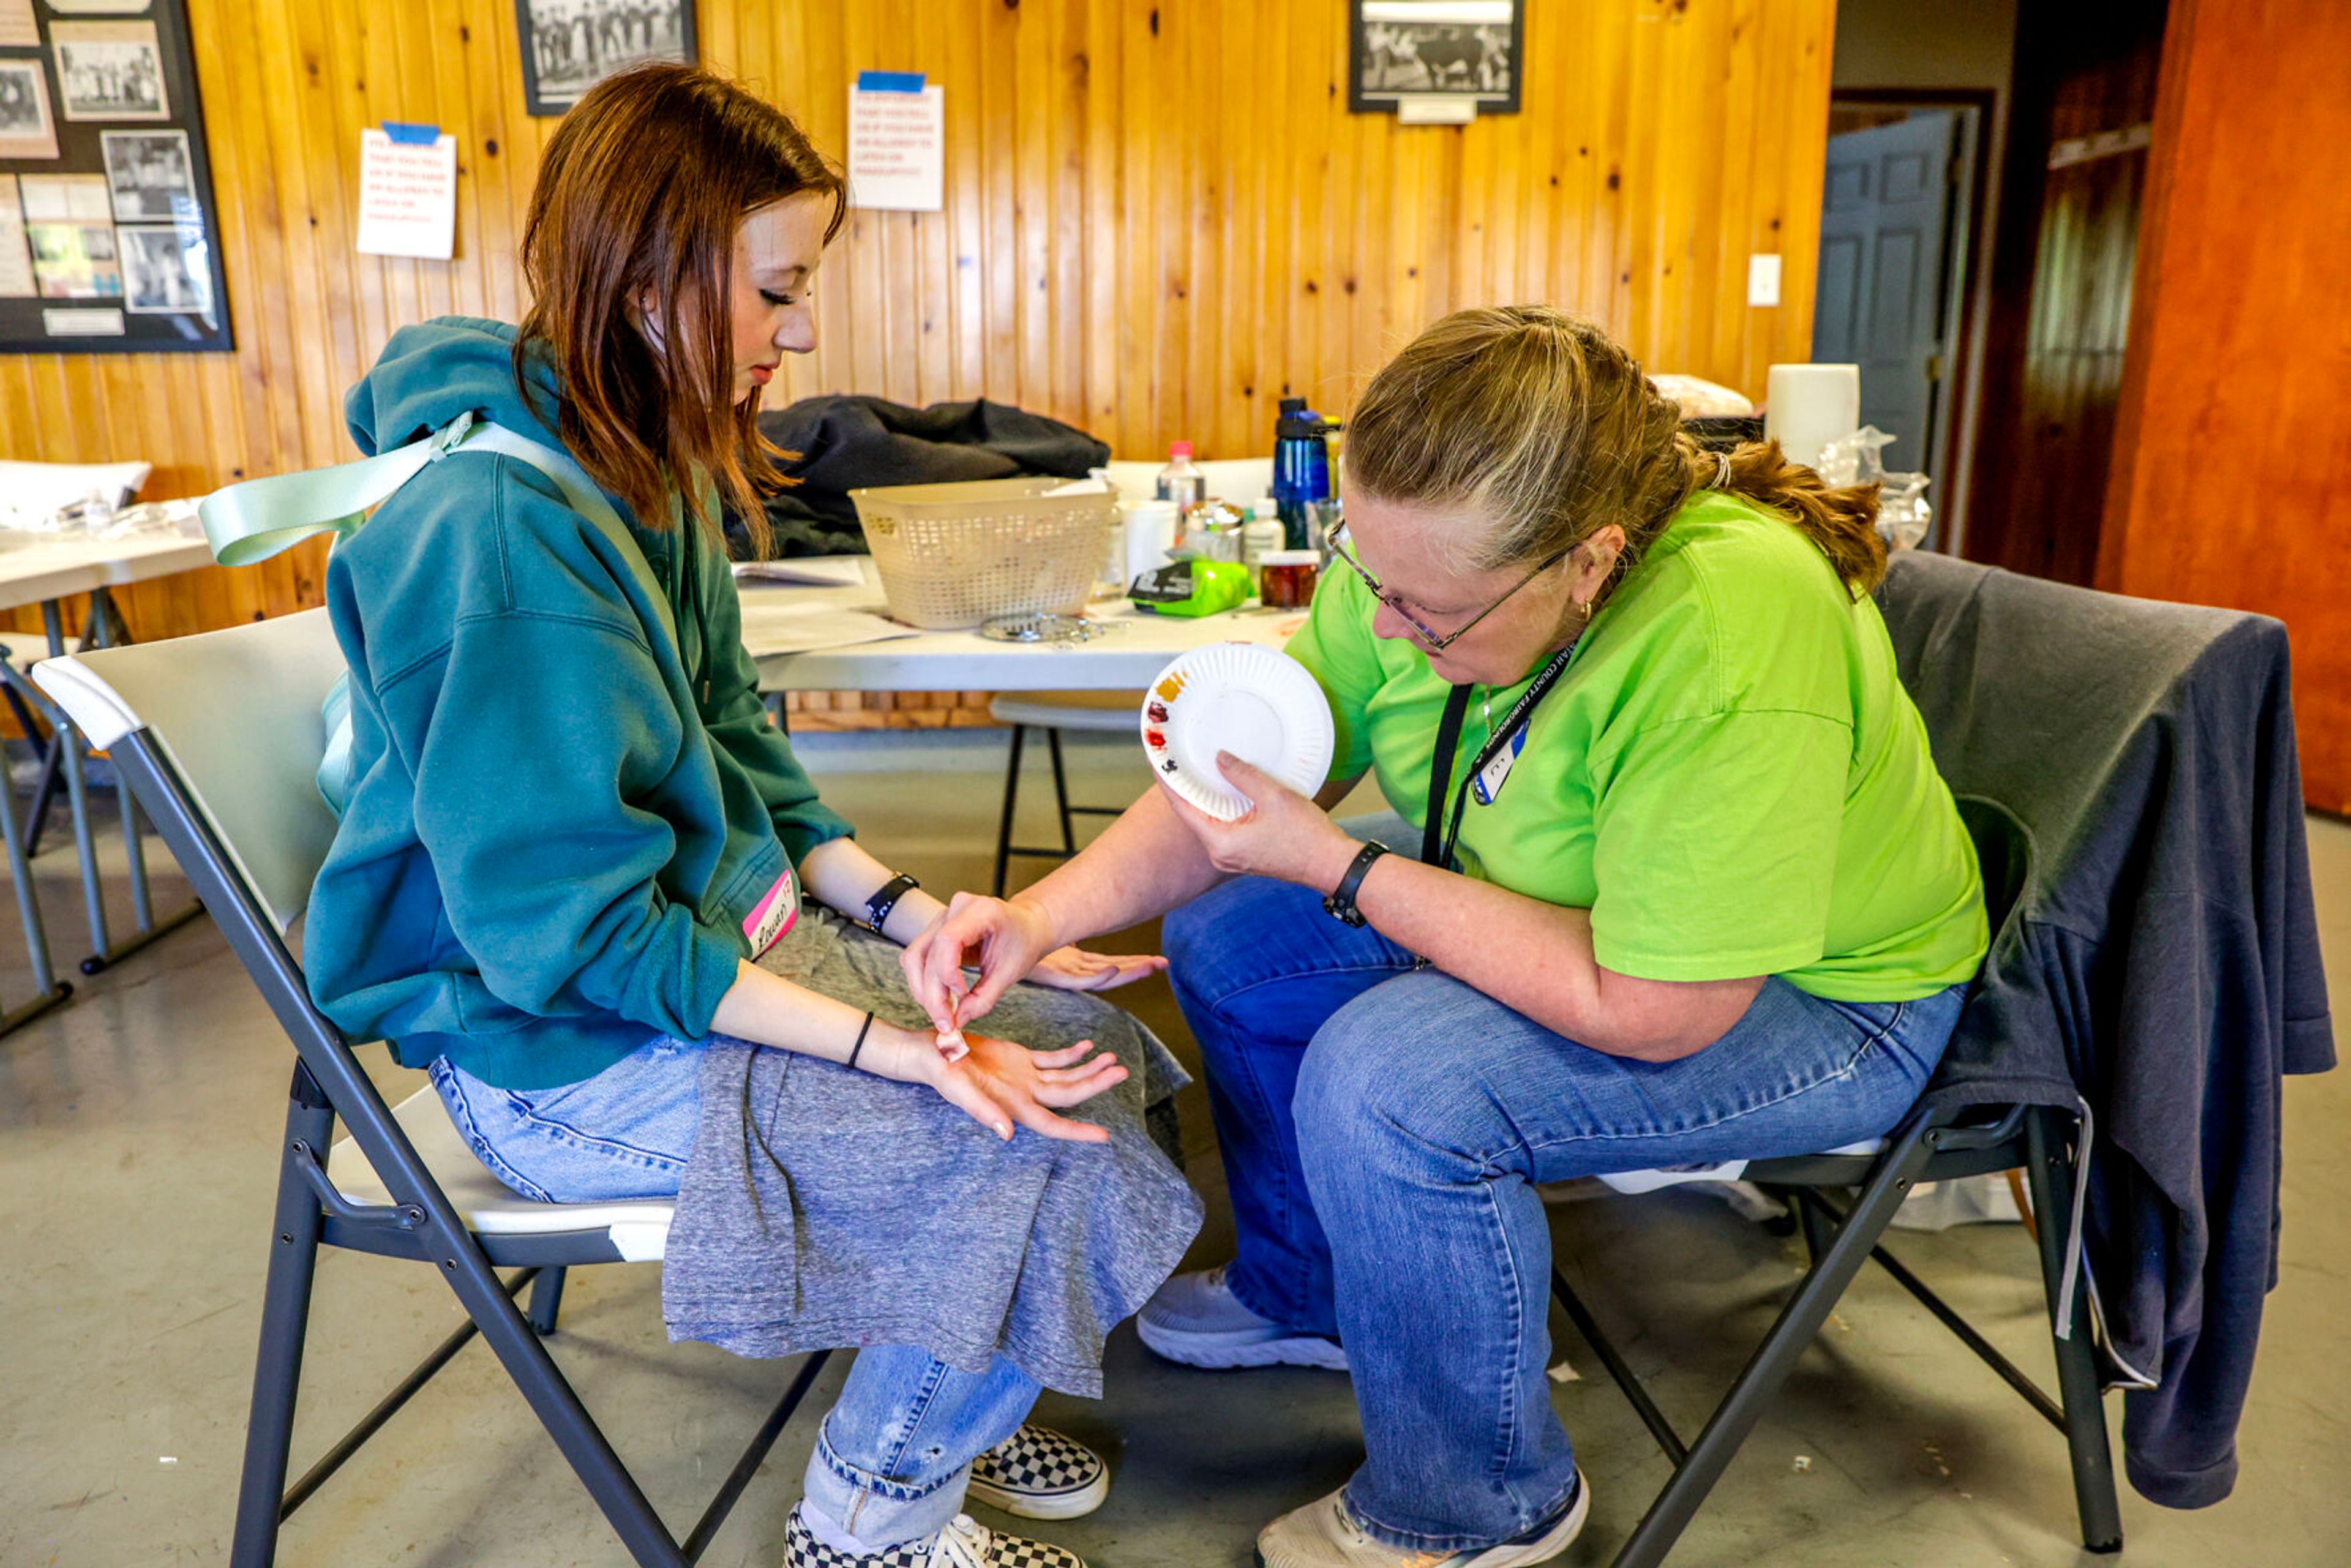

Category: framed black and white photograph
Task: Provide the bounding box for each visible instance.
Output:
[514,0,697,119]
[52,20,171,122]
[1351,1,1523,118]
[0,58,60,159]
[119,222,210,318]
[101,128,195,220]
[1,0,230,352]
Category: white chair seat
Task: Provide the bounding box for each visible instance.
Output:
[1597,1136,1888,1195]
[989,690,1143,732]
[326,1085,673,1261]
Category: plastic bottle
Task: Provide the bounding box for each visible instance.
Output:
[1156,441,1206,510]
[1242,498,1284,590]
[1273,399,1335,550]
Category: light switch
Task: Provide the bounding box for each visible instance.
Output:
[1747,253,1783,308]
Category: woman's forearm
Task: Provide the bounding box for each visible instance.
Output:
[1348,854,1762,1060]
[1014,787,1234,947]
[710,958,930,1062]
[797,836,947,943]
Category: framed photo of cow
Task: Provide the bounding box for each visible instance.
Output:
[1350,1,1523,118]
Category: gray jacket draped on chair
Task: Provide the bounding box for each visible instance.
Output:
[1878,552,2334,1509]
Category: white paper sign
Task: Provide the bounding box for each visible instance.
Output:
[1747,252,1783,308]
[847,83,944,212]
[355,128,457,261]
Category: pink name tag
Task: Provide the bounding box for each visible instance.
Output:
[742,866,800,957]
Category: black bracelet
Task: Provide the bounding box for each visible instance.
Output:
[864,873,920,934]
[1322,841,1390,928]
[847,1010,876,1070]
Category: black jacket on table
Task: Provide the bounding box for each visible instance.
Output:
[1878,551,2333,1509]
[741,396,1112,557]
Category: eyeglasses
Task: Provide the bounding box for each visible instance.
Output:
[1324,519,1567,652]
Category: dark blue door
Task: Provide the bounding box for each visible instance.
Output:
[1813,111,1960,476]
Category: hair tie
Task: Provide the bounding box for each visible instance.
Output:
[1713,451,1733,490]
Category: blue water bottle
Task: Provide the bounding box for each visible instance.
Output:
[1273,396,1335,551]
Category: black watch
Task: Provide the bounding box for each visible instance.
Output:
[1322,841,1390,928]
[864,873,920,933]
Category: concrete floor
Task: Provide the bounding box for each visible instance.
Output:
[3,731,2348,1567]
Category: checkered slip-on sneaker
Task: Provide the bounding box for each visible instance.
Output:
[967,1424,1111,1520]
[785,1507,1086,1568]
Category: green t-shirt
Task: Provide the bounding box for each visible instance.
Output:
[1288,492,1988,1003]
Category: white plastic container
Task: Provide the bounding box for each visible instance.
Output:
[1122,500,1180,593]
[851,476,1119,629]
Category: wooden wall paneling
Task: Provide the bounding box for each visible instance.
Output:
[4,0,1840,715]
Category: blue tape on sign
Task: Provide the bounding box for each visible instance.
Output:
[383,121,440,145]
[855,71,926,93]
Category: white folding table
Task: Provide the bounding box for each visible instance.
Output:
[741,563,1303,698]
[0,531,216,1030]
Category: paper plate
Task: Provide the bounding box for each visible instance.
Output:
[1139,642,1334,821]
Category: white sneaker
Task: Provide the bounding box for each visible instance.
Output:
[967,1425,1110,1520]
[785,1506,1086,1567]
[1255,1474,1589,1568]
[1136,1265,1350,1371]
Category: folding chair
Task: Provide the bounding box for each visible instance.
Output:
[1550,794,2123,1566]
[33,610,833,1568]
[986,691,1138,895]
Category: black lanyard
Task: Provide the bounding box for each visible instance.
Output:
[1420,644,1577,868]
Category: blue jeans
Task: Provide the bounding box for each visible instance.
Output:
[1163,871,1966,1553]
[430,1039,1041,1548]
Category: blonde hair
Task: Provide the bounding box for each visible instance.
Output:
[1345,305,1887,597]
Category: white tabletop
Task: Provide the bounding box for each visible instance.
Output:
[0,533,215,613]
[743,571,1307,693]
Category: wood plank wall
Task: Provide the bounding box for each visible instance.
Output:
[2101,0,2351,811]
[0,0,1835,726]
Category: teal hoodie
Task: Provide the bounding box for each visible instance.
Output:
[306,317,853,1089]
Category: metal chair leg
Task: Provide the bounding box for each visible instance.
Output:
[2026,1108,2125,1554]
[529,1266,569,1335]
[1793,1188,1838,1266]
[231,1075,336,1568]
[1609,1117,1942,1568]
[991,724,1027,898]
[1046,728,1076,853]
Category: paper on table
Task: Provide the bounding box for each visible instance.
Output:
[730,556,869,588]
[734,598,917,658]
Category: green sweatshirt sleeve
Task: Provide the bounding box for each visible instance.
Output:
[402,609,744,1041]
[697,552,857,863]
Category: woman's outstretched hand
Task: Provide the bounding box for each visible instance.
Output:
[1029,943,1168,994]
[1161,752,1359,888]
[861,1020,1126,1143]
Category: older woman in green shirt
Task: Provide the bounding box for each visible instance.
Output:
[904,306,1989,1567]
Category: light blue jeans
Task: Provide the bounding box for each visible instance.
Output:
[1162,868,1967,1554]
[430,1038,1040,1548]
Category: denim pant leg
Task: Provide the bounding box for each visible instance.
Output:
[801,1345,1043,1548]
[429,1035,703,1202]
[1162,872,1419,1336]
[1294,973,1965,1552]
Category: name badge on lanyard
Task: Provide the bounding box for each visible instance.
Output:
[1472,726,1527,805]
